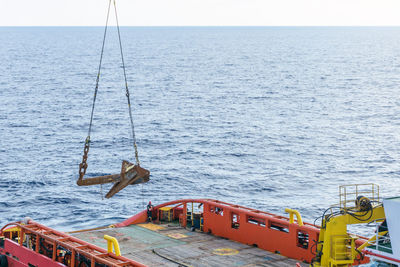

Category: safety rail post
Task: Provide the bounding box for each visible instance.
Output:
[19,228,24,246]
[183,202,187,227]
[71,249,76,267]
[191,202,194,227]
[52,241,57,260]
[35,233,39,252]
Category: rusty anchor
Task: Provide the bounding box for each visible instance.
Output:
[77,160,150,198]
[77,1,150,199]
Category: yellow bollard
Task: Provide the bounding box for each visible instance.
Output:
[285,208,304,226]
[103,235,121,256]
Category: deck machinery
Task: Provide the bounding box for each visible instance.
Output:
[312,184,400,267]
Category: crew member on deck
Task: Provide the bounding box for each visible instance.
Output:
[147,201,153,222]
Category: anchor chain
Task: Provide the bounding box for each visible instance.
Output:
[78,0,111,181]
[78,137,90,180]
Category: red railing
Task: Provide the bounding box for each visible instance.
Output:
[1,199,371,266]
[116,198,320,263]
[1,220,146,267]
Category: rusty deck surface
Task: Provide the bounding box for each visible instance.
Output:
[72,222,307,267]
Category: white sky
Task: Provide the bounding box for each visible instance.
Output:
[1,0,400,26]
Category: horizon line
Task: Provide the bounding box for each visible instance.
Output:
[2,25,400,27]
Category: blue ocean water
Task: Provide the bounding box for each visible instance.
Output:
[1,27,400,231]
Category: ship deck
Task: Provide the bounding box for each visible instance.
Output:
[72,222,307,267]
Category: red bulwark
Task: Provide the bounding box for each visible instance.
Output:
[116,199,370,264]
[117,198,320,263]
[1,199,370,266]
[0,220,146,267]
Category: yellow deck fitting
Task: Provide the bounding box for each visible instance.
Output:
[285,208,304,226]
[104,235,121,256]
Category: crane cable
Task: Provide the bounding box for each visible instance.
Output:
[113,0,140,166]
[79,0,140,182]
[112,0,145,207]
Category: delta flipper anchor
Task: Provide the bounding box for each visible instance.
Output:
[77,160,150,199]
[76,0,149,198]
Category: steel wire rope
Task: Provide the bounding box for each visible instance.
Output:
[78,0,112,181]
[113,0,140,165]
[79,0,142,187]
[87,0,112,140]
[112,0,145,207]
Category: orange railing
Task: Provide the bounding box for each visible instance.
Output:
[116,198,321,263]
[1,220,146,267]
[1,199,369,265]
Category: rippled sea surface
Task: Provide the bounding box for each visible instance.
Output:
[1,27,400,231]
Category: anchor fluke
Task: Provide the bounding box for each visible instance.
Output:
[105,161,150,198]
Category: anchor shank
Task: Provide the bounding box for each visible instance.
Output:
[76,174,121,186]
